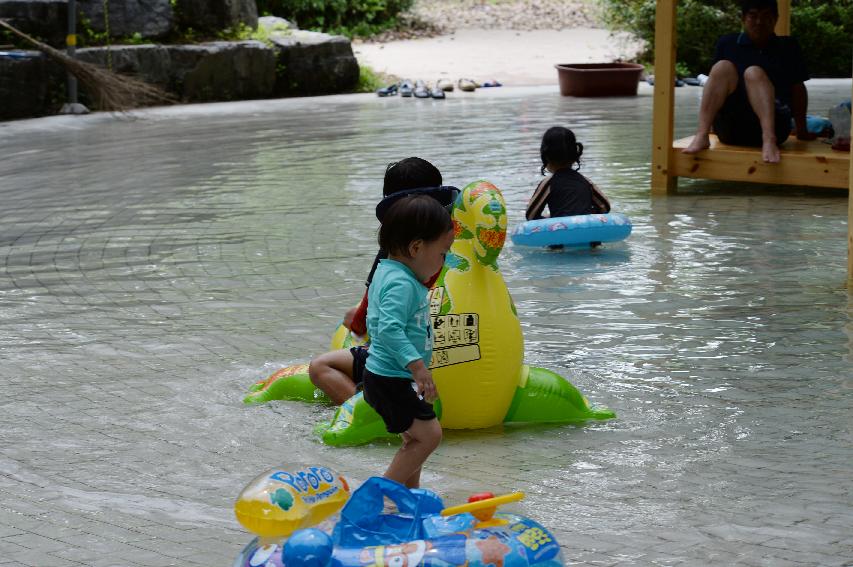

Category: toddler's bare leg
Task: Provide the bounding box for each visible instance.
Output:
[384,418,442,488]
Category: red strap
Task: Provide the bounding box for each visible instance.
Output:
[425,270,441,288]
[350,269,440,335]
[349,290,369,335]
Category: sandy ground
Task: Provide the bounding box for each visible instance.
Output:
[353,28,643,87]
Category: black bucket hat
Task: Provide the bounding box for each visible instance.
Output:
[375,185,460,222]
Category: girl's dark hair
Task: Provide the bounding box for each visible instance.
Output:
[740,0,777,16]
[378,195,453,257]
[383,157,443,197]
[540,126,584,175]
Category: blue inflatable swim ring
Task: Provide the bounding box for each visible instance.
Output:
[510,213,632,248]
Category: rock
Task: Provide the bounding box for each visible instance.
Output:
[257,16,294,32]
[271,30,359,96]
[75,44,172,86]
[0,0,68,46]
[0,50,65,120]
[77,0,173,39]
[76,42,276,102]
[173,0,257,33]
[166,41,274,102]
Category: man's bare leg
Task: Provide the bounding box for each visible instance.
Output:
[683,60,739,154]
[743,65,780,163]
[308,349,357,404]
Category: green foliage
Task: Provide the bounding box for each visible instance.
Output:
[218,22,292,45]
[78,15,111,47]
[597,0,853,78]
[791,1,853,78]
[256,0,414,37]
[354,64,385,92]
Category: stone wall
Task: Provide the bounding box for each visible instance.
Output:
[0,51,65,120]
[0,0,68,45]
[271,30,360,97]
[0,4,362,121]
[174,0,257,33]
[77,0,173,39]
[0,31,360,121]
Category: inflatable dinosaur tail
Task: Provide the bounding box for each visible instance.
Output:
[243,364,331,405]
[504,365,615,423]
[314,392,398,446]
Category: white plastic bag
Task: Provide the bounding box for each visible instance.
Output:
[829,101,851,150]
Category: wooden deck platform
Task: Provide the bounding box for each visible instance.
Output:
[671,135,850,189]
[650,0,853,280]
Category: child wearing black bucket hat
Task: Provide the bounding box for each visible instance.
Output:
[307,157,458,406]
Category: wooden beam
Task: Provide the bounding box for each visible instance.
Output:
[672,135,850,189]
[775,0,791,36]
[846,56,853,284]
[651,0,678,195]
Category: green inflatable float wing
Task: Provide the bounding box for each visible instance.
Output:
[504,365,615,423]
[314,392,399,446]
[243,363,331,405]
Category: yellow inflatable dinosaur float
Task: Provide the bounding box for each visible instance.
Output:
[245,181,614,445]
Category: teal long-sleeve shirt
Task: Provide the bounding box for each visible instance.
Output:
[365,259,433,378]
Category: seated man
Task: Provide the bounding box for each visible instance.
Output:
[683,0,813,163]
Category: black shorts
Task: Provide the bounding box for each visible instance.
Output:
[362,369,436,434]
[350,346,369,387]
[713,88,791,147]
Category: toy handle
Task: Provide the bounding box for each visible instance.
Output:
[440,492,524,517]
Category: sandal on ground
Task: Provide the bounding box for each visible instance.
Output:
[413,80,430,98]
[399,79,414,97]
[437,78,454,92]
[482,80,502,87]
[376,83,398,97]
[430,82,446,99]
[458,78,477,92]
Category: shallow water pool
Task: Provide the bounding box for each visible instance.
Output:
[1,81,851,566]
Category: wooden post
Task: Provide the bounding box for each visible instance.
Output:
[651,0,678,195]
[847,50,853,283]
[775,0,791,36]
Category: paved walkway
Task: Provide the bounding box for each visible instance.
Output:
[354,28,642,86]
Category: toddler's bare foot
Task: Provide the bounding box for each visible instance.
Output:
[683,134,711,154]
[762,138,780,163]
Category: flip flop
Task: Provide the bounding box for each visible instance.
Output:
[430,82,446,99]
[482,80,502,87]
[458,78,477,92]
[437,78,454,92]
[413,80,430,98]
[375,83,398,97]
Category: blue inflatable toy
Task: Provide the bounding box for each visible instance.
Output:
[511,213,632,248]
[234,472,565,567]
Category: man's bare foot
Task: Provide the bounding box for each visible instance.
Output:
[762,139,780,163]
[683,134,711,154]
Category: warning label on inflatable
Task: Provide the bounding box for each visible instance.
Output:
[429,287,444,316]
[430,312,481,368]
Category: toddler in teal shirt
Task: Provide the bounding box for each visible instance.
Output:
[363,194,454,489]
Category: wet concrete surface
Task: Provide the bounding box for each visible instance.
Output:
[1,82,852,566]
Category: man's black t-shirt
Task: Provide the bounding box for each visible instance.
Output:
[712,32,809,105]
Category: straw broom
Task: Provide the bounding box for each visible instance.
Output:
[0,19,176,111]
